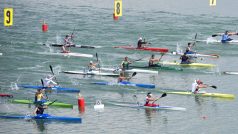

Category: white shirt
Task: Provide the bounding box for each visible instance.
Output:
[191,82,198,93]
[43,76,57,87]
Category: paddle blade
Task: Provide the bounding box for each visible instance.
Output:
[160,93,167,98]
[41,79,44,87]
[210,85,217,89]
[132,72,137,77]
[194,33,197,40]
[49,65,54,75]
[96,53,98,61]
[212,34,218,37]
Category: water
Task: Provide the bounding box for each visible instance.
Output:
[0,0,238,133]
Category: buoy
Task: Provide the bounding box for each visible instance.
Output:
[94,100,104,110]
[113,13,119,21]
[78,93,85,112]
[42,20,48,32]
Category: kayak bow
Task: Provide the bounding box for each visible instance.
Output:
[159,61,216,68]
[63,70,119,77]
[92,81,155,89]
[114,45,169,53]
[18,85,80,93]
[43,44,102,49]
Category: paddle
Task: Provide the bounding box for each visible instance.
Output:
[49,65,58,84]
[212,34,220,37]
[127,72,137,80]
[207,85,217,89]
[47,99,57,106]
[96,53,101,72]
[152,93,167,103]
[41,79,48,100]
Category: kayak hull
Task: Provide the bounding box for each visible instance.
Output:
[92,81,155,89]
[44,44,102,48]
[100,67,159,74]
[18,85,80,93]
[0,93,13,98]
[63,70,119,77]
[129,65,183,71]
[170,51,219,58]
[0,114,81,123]
[165,91,235,99]
[159,61,216,68]
[223,71,238,75]
[111,103,186,111]
[12,99,73,108]
[38,52,93,58]
[196,39,238,44]
[114,45,169,53]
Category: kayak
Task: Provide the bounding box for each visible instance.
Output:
[0,114,81,123]
[38,52,93,58]
[100,67,159,74]
[92,81,155,89]
[165,91,235,99]
[43,44,102,49]
[63,70,119,77]
[196,38,238,44]
[0,93,13,98]
[18,85,80,93]
[12,99,73,108]
[223,71,238,75]
[170,51,219,58]
[158,61,216,68]
[114,45,169,53]
[110,102,186,111]
[129,65,183,71]
[0,53,2,56]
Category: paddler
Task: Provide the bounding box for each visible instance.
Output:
[43,75,58,87]
[34,88,48,104]
[221,31,237,43]
[137,37,147,48]
[62,34,74,53]
[121,56,132,71]
[148,54,164,67]
[191,79,208,94]
[88,61,98,71]
[185,42,195,54]
[144,92,159,107]
[33,103,48,115]
[180,52,191,64]
[117,72,128,83]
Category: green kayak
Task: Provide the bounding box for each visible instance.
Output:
[11,99,73,108]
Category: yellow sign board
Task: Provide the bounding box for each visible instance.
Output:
[4,8,13,26]
[210,0,216,6]
[114,0,122,17]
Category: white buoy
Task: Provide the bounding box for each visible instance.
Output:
[94,100,104,110]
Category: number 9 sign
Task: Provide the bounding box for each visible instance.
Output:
[4,8,13,27]
[114,0,122,17]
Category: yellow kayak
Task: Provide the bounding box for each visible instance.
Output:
[165,91,235,99]
[158,61,216,68]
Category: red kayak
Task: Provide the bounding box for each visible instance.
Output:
[0,93,13,98]
[114,45,169,53]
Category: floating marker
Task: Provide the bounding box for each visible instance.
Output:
[114,0,122,17]
[78,93,85,113]
[42,20,48,32]
[94,100,104,109]
[209,0,216,6]
[4,8,13,27]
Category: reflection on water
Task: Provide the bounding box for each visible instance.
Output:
[32,120,47,132]
[144,109,168,125]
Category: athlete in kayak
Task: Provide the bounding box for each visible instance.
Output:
[180,53,191,64]
[148,54,164,67]
[43,75,58,87]
[137,37,147,48]
[144,92,159,107]
[88,61,98,71]
[35,88,48,104]
[117,72,127,83]
[33,103,48,115]
[121,57,132,71]
[62,34,74,53]
[191,79,208,94]
[185,42,195,54]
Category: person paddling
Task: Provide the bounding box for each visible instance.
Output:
[33,103,48,115]
[137,37,147,48]
[121,57,132,71]
[144,92,159,107]
[185,42,195,54]
[191,79,209,94]
[117,72,127,83]
[35,88,48,104]
[148,54,164,67]
[88,61,98,71]
[62,34,74,53]
[221,31,238,43]
[180,52,191,64]
[43,75,58,87]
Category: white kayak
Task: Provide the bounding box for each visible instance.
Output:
[110,102,186,111]
[170,51,219,58]
[100,67,158,74]
[38,52,93,58]
[223,71,238,75]
[0,53,2,56]
[196,37,238,44]
[63,70,119,77]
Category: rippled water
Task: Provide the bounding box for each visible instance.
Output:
[0,0,238,133]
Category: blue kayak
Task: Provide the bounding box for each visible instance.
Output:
[18,85,80,93]
[0,114,81,123]
[92,81,155,89]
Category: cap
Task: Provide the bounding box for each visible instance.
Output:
[196,79,203,84]
[147,92,152,96]
[90,61,93,64]
[139,37,142,40]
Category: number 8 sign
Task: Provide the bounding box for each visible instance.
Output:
[4,8,13,26]
[114,0,122,17]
